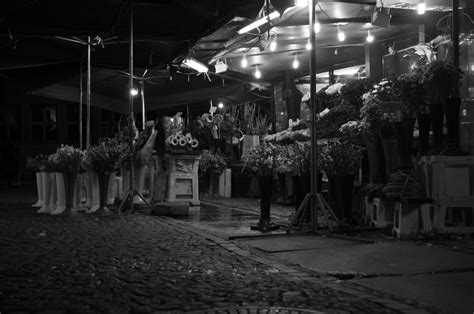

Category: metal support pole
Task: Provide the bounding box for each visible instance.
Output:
[86,36,91,148]
[129,3,135,212]
[452,0,460,68]
[452,0,460,98]
[141,80,145,130]
[79,62,83,150]
[309,0,318,232]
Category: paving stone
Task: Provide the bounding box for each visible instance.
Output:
[0,206,419,313]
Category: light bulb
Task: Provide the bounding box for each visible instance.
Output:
[130,87,138,96]
[218,101,224,109]
[292,55,299,69]
[241,55,248,68]
[306,40,312,50]
[314,21,320,33]
[417,1,426,14]
[337,26,345,42]
[254,66,261,79]
[269,40,277,51]
[366,29,374,43]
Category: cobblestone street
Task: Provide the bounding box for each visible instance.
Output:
[0,202,414,314]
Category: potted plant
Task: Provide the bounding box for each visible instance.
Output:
[48,145,84,215]
[85,138,125,214]
[421,60,464,147]
[393,68,430,154]
[361,89,398,180]
[320,140,365,222]
[242,142,280,231]
[199,150,228,196]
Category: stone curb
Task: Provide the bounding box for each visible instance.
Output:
[163,217,434,314]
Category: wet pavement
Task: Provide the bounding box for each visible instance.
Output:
[0,183,435,313]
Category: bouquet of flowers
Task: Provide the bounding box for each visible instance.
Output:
[26,155,49,172]
[48,145,84,173]
[85,138,126,173]
[166,131,199,152]
[363,78,398,102]
[360,93,396,139]
[393,69,426,116]
[199,150,228,176]
[320,140,365,177]
[242,142,279,176]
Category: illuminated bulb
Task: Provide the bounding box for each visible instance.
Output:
[337,26,345,42]
[130,87,138,96]
[218,101,224,109]
[254,65,261,79]
[417,1,426,14]
[269,39,277,51]
[313,21,320,33]
[306,40,312,50]
[241,55,248,68]
[366,29,374,43]
[292,55,299,69]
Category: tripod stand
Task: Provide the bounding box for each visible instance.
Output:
[287,192,341,233]
[117,3,153,215]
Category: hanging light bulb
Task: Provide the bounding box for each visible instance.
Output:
[254,65,261,79]
[417,0,426,14]
[269,38,277,51]
[130,87,139,96]
[292,54,299,69]
[218,100,224,109]
[306,40,312,50]
[337,25,345,42]
[314,20,320,33]
[366,28,374,43]
[241,55,248,68]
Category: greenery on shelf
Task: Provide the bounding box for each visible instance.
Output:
[199,150,228,176]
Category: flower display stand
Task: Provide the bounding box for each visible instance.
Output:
[162,154,201,206]
[419,156,474,233]
[32,172,43,207]
[371,197,394,228]
[392,197,432,238]
[218,169,232,198]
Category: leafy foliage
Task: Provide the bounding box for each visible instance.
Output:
[199,150,228,176]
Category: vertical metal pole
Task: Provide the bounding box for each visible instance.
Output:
[79,62,83,150]
[129,3,135,212]
[452,0,459,69]
[309,0,318,232]
[86,36,91,148]
[452,0,460,98]
[141,80,145,130]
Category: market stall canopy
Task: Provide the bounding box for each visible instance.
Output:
[1,0,473,111]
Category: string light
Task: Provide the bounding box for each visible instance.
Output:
[417,0,426,14]
[306,40,312,50]
[254,65,261,79]
[366,28,374,43]
[241,55,248,68]
[292,54,299,69]
[337,25,345,42]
